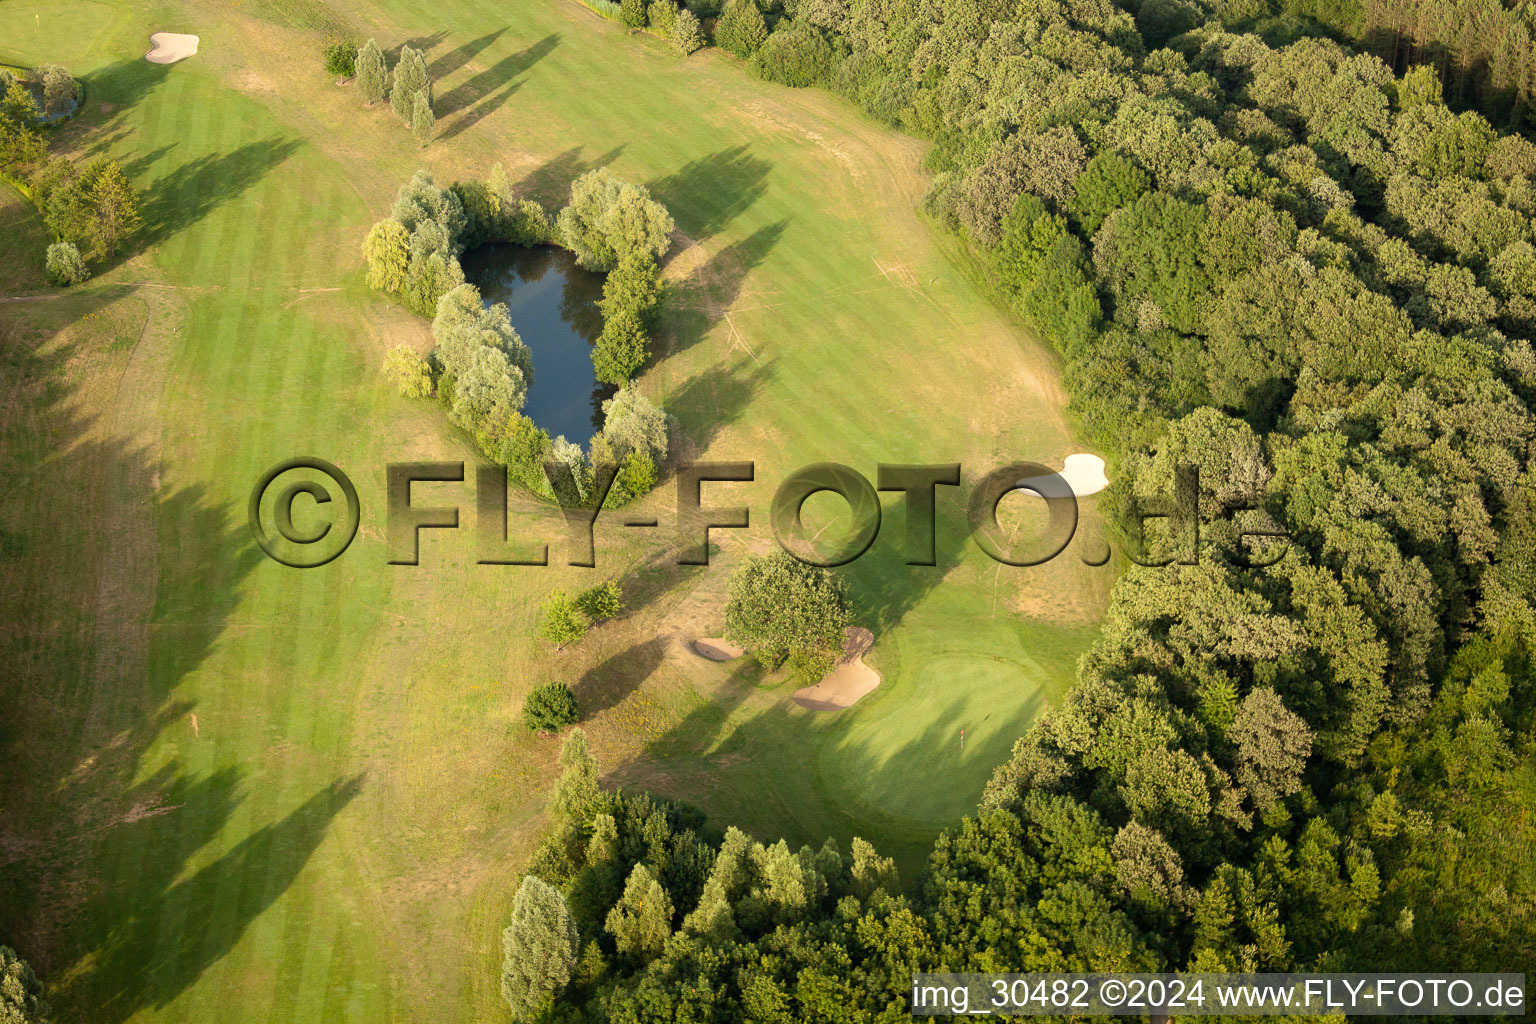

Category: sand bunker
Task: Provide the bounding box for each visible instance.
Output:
[792,627,880,711]
[692,637,744,661]
[1018,453,1110,498]
[146,33,199,64]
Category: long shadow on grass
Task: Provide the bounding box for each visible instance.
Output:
[428,27,508,78]
[575,635,670,716]
[79,777,364,1022]
[662,356,775,462]
[131,136,303,254]
[515,145,627,209]
[662,219,787,359]
[0,281,352,1018]
[436,33,560,118]
[647,146,772,244]
[437,79,519,142]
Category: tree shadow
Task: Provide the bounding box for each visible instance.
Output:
[391,30,449,61]
[515,145,627,209]
[435,33,560,118]
[437,79,520,142]
[427,27,508,79]
[662,218,787,357]
[662,356,775,461]
[0,278,352,1023]
[646,146,772,243]
[574,636,671,717]
[78,777,364,1021]
[80,57,173,117]
[129,137,303,256]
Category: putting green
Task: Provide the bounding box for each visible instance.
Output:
[1,0,124,66]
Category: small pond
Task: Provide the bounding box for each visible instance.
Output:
[459,244,616,447]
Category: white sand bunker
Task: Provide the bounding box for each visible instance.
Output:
[146,33,199,64]
[793,627,880,711]
[1019,453,1110,498]
[692,637,744,661]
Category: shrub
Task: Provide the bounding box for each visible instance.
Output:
[672,9,705,54]
[44,241,89,286]
[576,581,623,621]
[523,681,580,732]
[323,40,357,77]
[750,21,836,87]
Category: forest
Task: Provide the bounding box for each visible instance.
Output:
[495,0,1536,1019]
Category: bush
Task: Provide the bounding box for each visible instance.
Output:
[750,21,837,87]
[44,241,89,286]
[523,682,580,732]
[576,581,623,621]
[323,40,357,77]
[647,0,679,35]
[787,646,836,686]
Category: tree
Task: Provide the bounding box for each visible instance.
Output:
[382,344,433,397]
[552,727,600,821]
[501,876,579,1021]
[1230,687,1313,814]
[356,39,387,105]
[724,551,850,667]
[390,45,430,123]
[672,9,704,55]
[716,0,769,58]
[1069,151,1150,234]
[39,64,75,118]
[605,863,674,961]
[556,168,674,271]
[593,307,649,384]
[538,590,589,650]
[1,79,37,129]
[647,0,679,36]
[750,21,836,87]
[44,241,89,286]
[620,0,648,28]
[576,581,623,621]
[0,946,47,1024]
[599,251,662,326]
[363,219,410,292]
[323,40,357,77]
[523,681,580,732]
[411,91,434,147]
[597,386,668,463]
[74,160,140,260]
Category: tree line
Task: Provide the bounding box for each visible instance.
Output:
[493,0,1536,1018]
[0,64,139,287]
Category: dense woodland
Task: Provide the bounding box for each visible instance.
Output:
[498,0,1536,1019]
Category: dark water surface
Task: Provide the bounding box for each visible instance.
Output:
[459,244,615,447]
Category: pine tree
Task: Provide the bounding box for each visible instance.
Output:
[620,0,648,28]
[411,91,434,147]
[715,0,768,58]
[605,863,674,961]
[84,160,141,259]
[356,38,387,105]
[672,8,704,55]
[0,946,48,1024]
[538,590,590,650]
[500,875,578,1021]
[681,877,739,943]
[552,727,600,822]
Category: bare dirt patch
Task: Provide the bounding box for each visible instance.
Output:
[792,627,880,711]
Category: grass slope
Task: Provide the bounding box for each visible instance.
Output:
[0,0,1114,1019]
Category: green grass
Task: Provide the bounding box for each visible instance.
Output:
[0,0,1115,1020]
